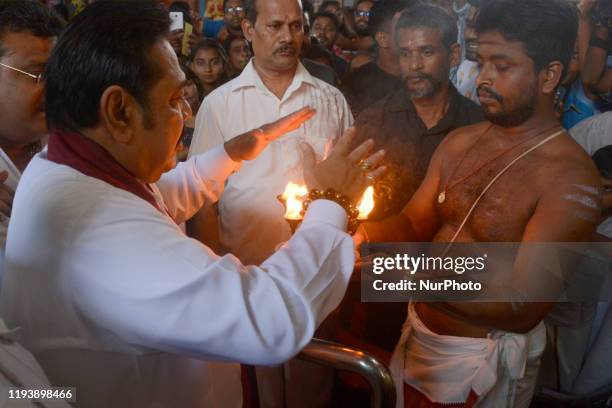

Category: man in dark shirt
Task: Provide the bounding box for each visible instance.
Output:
[341,0,410,116]
[335,5,483,374]
[311,11,349,79]
[356,4,483,220]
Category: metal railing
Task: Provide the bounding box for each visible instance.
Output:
[296,338,396,408]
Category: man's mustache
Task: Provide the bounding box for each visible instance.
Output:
[274,44,296,55]
[477,86,503,102]
[404,73,434,83]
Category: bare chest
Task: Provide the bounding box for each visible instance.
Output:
[435,153,545,242]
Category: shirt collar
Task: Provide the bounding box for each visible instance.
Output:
[387,83,465,133]
[230,59,319,95]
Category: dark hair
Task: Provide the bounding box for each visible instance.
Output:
[0,0,65,57]
[244,0,257,23]
[45,0,169,132]
[223,34,250,55]
[369,0,412,37]
[189,38,228,64]
[319,1,340,12]
[474,0,578,78]
[312,11,339,29]
[394,4,457,50]
[355,0,374,7]
[180,62,204,102]
[224,0,245,11]
[52,4,70,23]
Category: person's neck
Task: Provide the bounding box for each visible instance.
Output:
[228,26,243,36]
[253,58,297,100]
[0,139,41,172]
[411,83,451,130]
[490,105,561,142]
[376,49,400,77]
[203,82,219,95]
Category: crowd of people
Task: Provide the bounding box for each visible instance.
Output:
[0,0,611,407]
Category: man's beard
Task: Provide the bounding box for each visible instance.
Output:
[355,24,370,37]
[403,73,443,99]
[478,86,537,128]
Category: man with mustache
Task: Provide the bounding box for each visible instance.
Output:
[341,0,409,117]
[188,0,353,406]
[355,0,603,406]
[0,0,64,283]
[311,11,349,78]
[335,4,483,381]
[217,0,246,42]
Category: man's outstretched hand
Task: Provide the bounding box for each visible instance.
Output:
[302,127,386,203]
[224,107,316,162]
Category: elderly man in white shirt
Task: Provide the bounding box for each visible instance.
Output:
[188,0,352,265]
[1,1,385,407]
[188,0,353,405]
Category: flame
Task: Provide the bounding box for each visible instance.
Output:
[281,183,375,221]
[280,182,308,220]
[357,186,375,220]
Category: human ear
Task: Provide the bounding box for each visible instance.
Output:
[242,18,254,42]
[541,61,563,95]
[99,85,137,144]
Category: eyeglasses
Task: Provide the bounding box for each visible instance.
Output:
[225,6,245,15]
[355,10,370,18]
[0,62,43,84]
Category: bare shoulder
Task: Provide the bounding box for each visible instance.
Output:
[543,131,600,187]
[434,121,491,158]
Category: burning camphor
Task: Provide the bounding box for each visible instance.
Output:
[280,182,375,221]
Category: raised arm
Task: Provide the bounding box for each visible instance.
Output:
[158,108,316,223]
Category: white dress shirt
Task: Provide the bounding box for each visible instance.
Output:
[1,146,354,408]
[0,149,20,288]
[189,60,353,264]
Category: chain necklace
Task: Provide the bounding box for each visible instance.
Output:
[437,124,561,205]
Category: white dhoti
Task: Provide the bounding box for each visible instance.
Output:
[390,303,546,407]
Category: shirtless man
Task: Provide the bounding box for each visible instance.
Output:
[355,0,602,406]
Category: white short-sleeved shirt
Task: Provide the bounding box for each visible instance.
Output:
[189,60,353,264]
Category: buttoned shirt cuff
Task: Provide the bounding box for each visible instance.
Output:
[301,199,348,231]
[194,144,242,184]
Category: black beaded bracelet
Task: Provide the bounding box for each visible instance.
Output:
[301,188,360,232]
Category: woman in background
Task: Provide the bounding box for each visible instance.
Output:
[188,38,228,98]
[223,34,252,79]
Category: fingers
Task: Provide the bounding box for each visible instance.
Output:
[261,107,316,141]
[0,170,8,184]
[361,149,385,170]
[366,166,387,184]
[279,107,316,132]
[300,142,321,190]
[300,142,317,167]
[332,127,357,157]
[347,138,374,163]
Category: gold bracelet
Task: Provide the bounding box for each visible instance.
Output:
[301,188,360,233]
